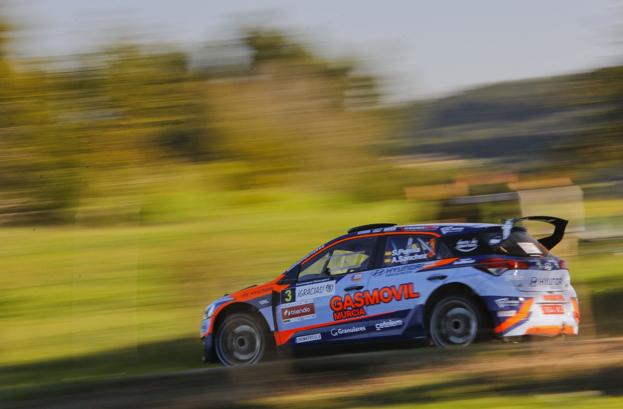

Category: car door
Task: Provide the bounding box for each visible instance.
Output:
[275,236,379,346]
[364,233,441,338]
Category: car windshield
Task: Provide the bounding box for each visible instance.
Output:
[297,237,378,281]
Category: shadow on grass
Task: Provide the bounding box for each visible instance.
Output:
[3,336,622,409]
[591,287,623,336]
[289,365,623,409]
[1,336,470,406]
[1,336,205,398]
[3,327,623,409]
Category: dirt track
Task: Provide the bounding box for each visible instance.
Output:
[6,337,623,409]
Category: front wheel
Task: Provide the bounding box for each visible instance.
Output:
[429,295,485,347]
[214,313,268,366]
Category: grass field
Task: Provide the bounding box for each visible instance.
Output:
[1,181,414,388]
[6,337,623,408]
[1,171,622,397]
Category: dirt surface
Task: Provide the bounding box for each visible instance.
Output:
[5,337,623,409]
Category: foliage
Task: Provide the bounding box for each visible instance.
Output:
[0,19,396,224]
[403,69,623,179]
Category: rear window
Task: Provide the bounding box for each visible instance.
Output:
[491,231,548,257]
[443,229,548,258]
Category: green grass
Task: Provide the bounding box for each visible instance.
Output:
[1,170,622,395]
[0,184,411,372]
[358,394,623,409]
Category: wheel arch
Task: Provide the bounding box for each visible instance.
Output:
[423,282,493,331]
[212,302,272,337]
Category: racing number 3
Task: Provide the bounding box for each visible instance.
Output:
[282,289,293,303]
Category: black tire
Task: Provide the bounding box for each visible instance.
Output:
[429,295,486,347]
[214,313,269,366]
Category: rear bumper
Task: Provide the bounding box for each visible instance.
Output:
[491,295,580,337]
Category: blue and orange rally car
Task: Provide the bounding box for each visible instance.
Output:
[200,216,580,366]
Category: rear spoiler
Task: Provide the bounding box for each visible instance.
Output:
[491,216,568,250]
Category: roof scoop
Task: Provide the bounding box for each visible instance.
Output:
[348,223,397,234]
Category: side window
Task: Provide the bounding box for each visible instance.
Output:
[383,235,437,266]
[298,237,378,281]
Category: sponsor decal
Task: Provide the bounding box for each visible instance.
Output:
[541,304,565,315]
[517,242,542,255]
[295,333,322,344]
[529,276,563,287]
[497,310,516,317]
[305,244,325,256]
[330,283,419,321]
[351,273,363,281]
[296,281,335,300]
[258,299,270,306]
[281,302,316,323]
[542,294,565,302]
[330,325,367,337]
[281,281,335,304]
[403,225,438,231]
[371,264,423,277]
[453,258,475,265]
[494,297,521,309]
[534,260,558,271]
[455,238,478,252]
[357,226,395,235]
[440,226,465,234]
[375,319,403,331]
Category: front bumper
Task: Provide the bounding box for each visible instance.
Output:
[201,317,214,363]
[202,334,214,363]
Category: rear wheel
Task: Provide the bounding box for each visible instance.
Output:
[429,295,485,347]
[214,313,268,366]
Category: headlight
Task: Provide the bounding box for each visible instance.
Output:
[204,304,215,319]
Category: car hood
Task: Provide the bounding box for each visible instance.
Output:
[208,274,285,306]
[229,278,282,301]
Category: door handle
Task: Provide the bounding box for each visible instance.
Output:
[427,275,447,281]
[344,285,364,292]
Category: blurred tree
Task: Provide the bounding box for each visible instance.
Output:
[59,44,216,167]
[0,19,400,224]
[0,15,81,224]
[554,66,623,179]
[206,28,393,190]
[586,66,623,170]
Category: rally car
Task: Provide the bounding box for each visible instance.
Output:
[200,216,580,366]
